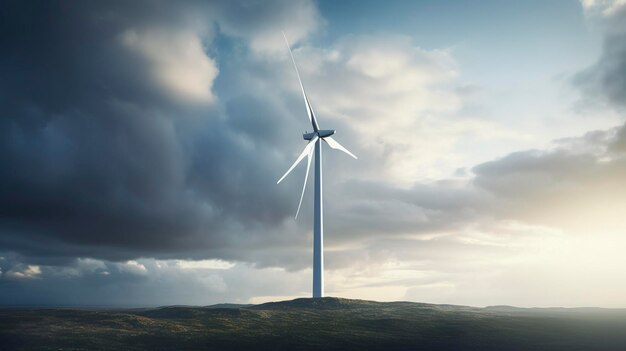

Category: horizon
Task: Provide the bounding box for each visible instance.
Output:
[2,0,626,309]
[3,295,626,310]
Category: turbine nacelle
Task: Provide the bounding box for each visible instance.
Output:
[303,129,335,140]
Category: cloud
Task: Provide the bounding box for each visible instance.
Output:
[0,255,309,306]
[120,28,218,103]
[5,265,42,280]
[581,0,626,20]
[472,124,626,232]
[118,260,148,275]
[175,259,235,270]
[0,0,319,267]
[576,0,626,109]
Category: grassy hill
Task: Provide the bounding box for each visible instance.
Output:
[1,297,626,350]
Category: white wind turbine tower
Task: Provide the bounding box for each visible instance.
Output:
[277,33,357,298]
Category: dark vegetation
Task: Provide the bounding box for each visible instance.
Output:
[1,297,625,350]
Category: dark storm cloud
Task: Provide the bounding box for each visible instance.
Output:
[0,1,309,265]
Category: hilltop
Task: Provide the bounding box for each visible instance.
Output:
[1,297,626,350]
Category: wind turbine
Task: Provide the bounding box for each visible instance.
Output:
[277,33,357,298]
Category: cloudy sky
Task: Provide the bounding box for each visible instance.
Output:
[1,0,626,307]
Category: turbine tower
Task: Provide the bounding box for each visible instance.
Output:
[277,33,357,298]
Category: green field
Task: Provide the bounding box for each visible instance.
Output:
[1,297,625,350]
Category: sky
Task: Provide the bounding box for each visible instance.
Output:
[1,0,626,307]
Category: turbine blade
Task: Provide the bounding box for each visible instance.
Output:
[282,31,320,132]
[277,135,319,184]
[295,146,313,219]
[323,136,358,159]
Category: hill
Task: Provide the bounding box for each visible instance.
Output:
[1,297,626,350]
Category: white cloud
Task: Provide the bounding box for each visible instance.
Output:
[117,260,148,275]
[580,0,626,34]
[120,28,218,103]
[5,265,42,279]
[173,259,235,270]
[581,0,626,16]
[281,34,517,184]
